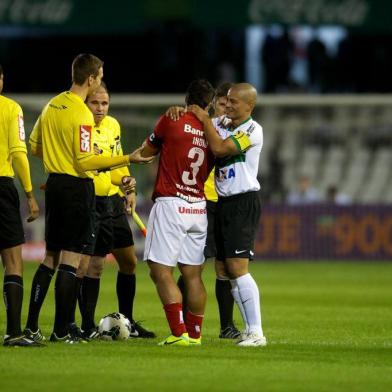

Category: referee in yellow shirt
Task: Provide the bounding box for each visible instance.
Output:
[29,54,153,343]
[74,83,155,338]
[0,64,42,347]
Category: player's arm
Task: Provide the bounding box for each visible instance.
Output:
[188,105,248,158]
[139,120,165,158]
[110,166,130,186]
[12,151,39,222]
[29,115,43,158]
[140,141,159,158]
[78,144,154,172]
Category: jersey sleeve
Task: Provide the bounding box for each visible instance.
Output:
[74,111,95,162]
[112,118,124,157]
[29,115,43,150]
[230,131,251,152]
[8,103,27,154]
[146,115,166,149]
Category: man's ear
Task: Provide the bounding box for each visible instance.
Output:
[87,75,94,86]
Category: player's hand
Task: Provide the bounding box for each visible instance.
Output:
[188,105,209,123]
[26,193,39,222]
[128,145,155,164]
[121,176,136,194]
[165,106,186,121]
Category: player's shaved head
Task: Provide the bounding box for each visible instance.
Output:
[229,83,257,110]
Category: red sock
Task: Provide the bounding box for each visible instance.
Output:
[185,311,204,339]
[163,303,187,337]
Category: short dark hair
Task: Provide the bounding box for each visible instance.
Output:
[185,79,215,109]
[215,82,233,98]
[72,53,103,85]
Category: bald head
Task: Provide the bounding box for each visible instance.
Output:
[230,83,257,109]
[225,83,257,125]
[86,82,110,125]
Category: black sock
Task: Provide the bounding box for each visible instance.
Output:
[80,276,100,331]
[116,272,135,322]
[26,264,54,331]
[69,277,83,325]
[215,278,235,330]
[53,264,76,337]
[177,275,188,318]
[3,275,23,337]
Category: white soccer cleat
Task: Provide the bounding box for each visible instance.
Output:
[237,332,267,347]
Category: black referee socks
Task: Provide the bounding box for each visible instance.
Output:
[3,274,23,337]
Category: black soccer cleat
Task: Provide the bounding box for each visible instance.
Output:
[128,321,156,338]
[50,332,88,344]
[23,328,46,342]
[219,325,241,339]
[82,326,101,340]
[69,322,90,342]
[3,334,45,347]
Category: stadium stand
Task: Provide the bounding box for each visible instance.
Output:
[10,93,392,204]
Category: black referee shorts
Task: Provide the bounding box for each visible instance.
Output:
[93,196,113,257]
[215,191,261,261]
[45,174,96,255]
[110,194,134,249]
[0,177,25,251]
[204,200,217,259]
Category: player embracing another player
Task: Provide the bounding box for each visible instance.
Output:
[189,83,267,347]
[140,79,215,346]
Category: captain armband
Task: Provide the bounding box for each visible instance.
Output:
[231,131,251,152]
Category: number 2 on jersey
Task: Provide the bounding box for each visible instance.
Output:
[181,147,205,186]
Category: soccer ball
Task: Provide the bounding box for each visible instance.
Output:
[98,312,130,341]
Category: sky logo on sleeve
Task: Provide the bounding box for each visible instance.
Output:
[18,115,25,141]
[80,125,92,152]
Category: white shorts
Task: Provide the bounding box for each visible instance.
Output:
[143,197,207,267]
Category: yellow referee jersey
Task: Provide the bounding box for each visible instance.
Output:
[0,95,27,177]
[204,168,218,202]
[30,91,95,179]
[93,116,119,196]
[107,117,130,197]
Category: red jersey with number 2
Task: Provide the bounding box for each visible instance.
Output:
[146,112,214,202]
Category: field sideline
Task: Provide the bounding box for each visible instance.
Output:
[0,261,391,392]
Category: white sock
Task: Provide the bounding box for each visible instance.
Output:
[234,273,263,336]
[230,279,249,334]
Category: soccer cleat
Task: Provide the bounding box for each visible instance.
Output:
[158,333,189,346]
[128,321,156,338]
[23,328,46,342]
[82,326,100,340]
[219,325,241,339]
[3,334,45,347]
[236,332,267,347]
[188,336,201,346]
[50,332,88,344]
[69,323,90,342]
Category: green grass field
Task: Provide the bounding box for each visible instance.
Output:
[0,261,391,392]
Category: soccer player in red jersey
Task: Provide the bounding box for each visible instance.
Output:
[141,79,215,346]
